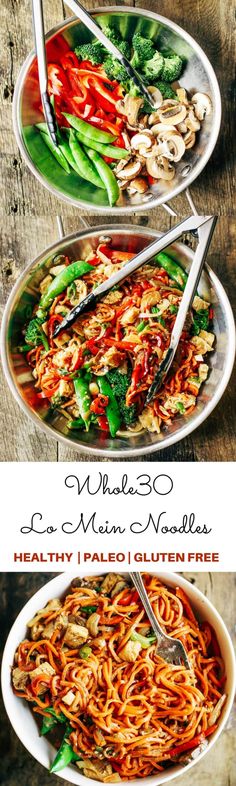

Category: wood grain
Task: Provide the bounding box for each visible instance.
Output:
[1,572,235,786]
[0,0,235,461]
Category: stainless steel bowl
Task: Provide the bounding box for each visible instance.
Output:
[1,225,235,457]
[13,6,221,214]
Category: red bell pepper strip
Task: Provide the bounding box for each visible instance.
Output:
[90,394,109,415]
[60,51,80,70]
[47,64,70,97]
[118,590,139,606]
[97,415,109,431]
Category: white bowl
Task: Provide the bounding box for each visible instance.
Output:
[2,572,235,786]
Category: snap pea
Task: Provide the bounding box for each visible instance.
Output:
[74,374,91,431]
[41,714,58,736]
[68,417,85,430]
[154,252,188,290]
[50,727,81,774]
[86,148,119,207]
[69,131,106,189]
[37,128,70,174]
[63,113,116,144]
[58,137,84,176]
[40,259,94,310]
[137,320,146,333]
[98,376,121,438]
[74,130,129,160]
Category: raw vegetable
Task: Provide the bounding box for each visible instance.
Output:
[74,131,128,160]
[40,259,95,310]
[74,40,104,65]
[63,114,116,144]
[38,129,70,173]
[86,148,119,206]
[68,132,106,189]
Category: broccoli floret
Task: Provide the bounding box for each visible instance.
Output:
[143,50,164,79]
[131,33,156,68]
[161,54,183,82]
[74,40,104,65]
[191,309,210,336]
[107,369,137,426]
[25,317,49,351]
[103,55,128,84]
[152,81,177,99]
[99,24,131,58]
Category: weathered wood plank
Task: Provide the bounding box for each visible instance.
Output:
[1,572,235,786]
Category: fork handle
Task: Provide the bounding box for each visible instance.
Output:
[130,572,165,646]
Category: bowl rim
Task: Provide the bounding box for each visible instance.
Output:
[2,570,236,786]
[12,5,222,214]
[1,223,235,458]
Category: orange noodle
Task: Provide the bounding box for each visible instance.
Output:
[12,574,226,781]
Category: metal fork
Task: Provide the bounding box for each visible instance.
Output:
[130,572,190,668]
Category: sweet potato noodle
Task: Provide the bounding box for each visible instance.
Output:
[21,240,215,438]
[12,574,226,781]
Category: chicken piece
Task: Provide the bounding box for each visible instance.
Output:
[120,307,139,326]
[30,622,44,641]
[100,573,123,594]
[140,289,161,311]
[28,598,62,631]
[62,690,75,706]
[30,661,55,680]
[99,347,125,369]
[64,622,88,648]
[58,379,74,397]
[39,274,53,294]
[119,640,141,662]
[54,332,72,349]
[12,667,29,691]
[192,295,209,312]
[198,363,209,382]
[139,407,161,433]
[87,613,100,637]
[191,330,214,354]
[83,759,113,782]
[103,290,123,304]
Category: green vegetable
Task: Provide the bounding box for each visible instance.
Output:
[137,320,146,333]
[75,40,104,64]
[74,374,91,431]
[154,251,188,290]
[169,304,178,314]
[98,376,121,438]
[82,605,98,615]
[86,148,119,207]
[107,368,137,427]
[50,727,81,774]
[68,131,106,189]
[25,317,49,351]
[161,54,183,82]
[79,644,92,659]
[191,309,209,336]
[152,81,177,99]
[58,137,84,177]
[68,417,85,430]
[98,23,131,58]
[131,33,156,68]
[41,708,66,735]
[103,55,129,85]
[40,259,94,310]
[176,401,185,414]
[74,130,128,160]
[37,128,70,173]
[130,631,156,648]
[143,51,164,79]
[18,344,33,353]
[64,114,115,144]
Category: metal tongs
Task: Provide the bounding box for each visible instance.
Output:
[130,572,191,668]
[64,0,157,109]
[53,213,216,339]
[32,0,58,146]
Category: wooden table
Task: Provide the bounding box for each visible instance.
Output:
[1,0,235,461]
[1,572,235,786]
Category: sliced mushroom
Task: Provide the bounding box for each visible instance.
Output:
[117,160,142,180]
[186,108,201,132]
[115,158,131,174]
[131,132,154,152]
[160,132,186,162]
[123,94,144,126]
[127,177,149,194]
[117,178,130,191]
[184,129,196,149]
[121,131,131,151]
[191,92,212,121]
[146,156,175,180]
[177,120,188,133]
[176,87,189,106]
[158,100,187,125]
[150,123,176,138]
[147,86,163,109]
